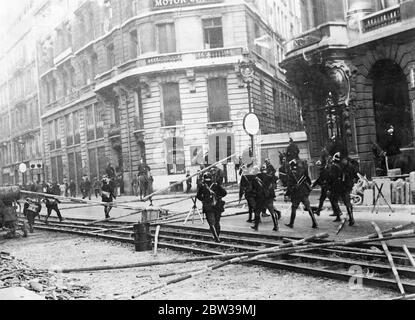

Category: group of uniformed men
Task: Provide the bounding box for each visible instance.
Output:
[196,137,358,242]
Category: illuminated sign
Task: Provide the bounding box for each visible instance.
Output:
[152,0,223,10]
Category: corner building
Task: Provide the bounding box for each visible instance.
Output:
[282,0,415,177]
[38,0,302,193]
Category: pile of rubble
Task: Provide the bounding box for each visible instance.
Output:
[0,251,90,300]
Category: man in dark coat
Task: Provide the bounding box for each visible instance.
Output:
[286,138,300,162]
[251,165,280,232]
[196,172,227,243]
[285,158,318,229]
[80,177,91,200]
[382,125,401,169]
[101,175,116,219]
[69,180,76,198]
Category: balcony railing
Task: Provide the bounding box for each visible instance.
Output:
[114,47,243,77]
[44,83,95,111]
[361,5,401,33]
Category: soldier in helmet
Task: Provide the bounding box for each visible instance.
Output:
[251,164,280,232]
[196,172,227,243]
[239,174,256,222]
[101,175,117,219]
[285,158,318,229]
[327,152,357,226]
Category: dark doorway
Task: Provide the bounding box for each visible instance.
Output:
[371,59,413,149]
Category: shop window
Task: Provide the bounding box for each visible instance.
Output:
[166,137,185,175]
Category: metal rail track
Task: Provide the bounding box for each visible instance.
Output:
[19,215,415,294]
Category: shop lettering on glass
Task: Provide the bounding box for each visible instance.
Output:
[152,0,223,10]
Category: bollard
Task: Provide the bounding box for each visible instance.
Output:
[133,223,153,252]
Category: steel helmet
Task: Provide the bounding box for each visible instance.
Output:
[203,172,212,182]
[261,164,267,172]
[333,152,341,162]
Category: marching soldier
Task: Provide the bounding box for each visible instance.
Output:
[239,174,256,223]
[251,165,280,232]
[196,172,227,243]
[312,148,340,217]
[101,175,117,219]
[327,152,356,226]
[285,158,318,229]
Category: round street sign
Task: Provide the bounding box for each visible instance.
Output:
[19,163,27,173]
[243,113,260,136]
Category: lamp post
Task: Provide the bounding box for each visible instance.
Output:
[17,137,26,187]
[239,53,257,158]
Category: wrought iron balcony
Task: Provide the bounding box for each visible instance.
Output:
[361,5,401,33]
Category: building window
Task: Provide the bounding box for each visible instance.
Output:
[207,133,235,165]
[55,119,61,149]
[95,103,105,139]
[162,83,182,127]
[50,155,64,183]
[86,105,95,141]
[49,121,56,151]
[107,43,115,68]
[88,146,107,180]
[203,18,224,49]
[207,78,230,123]
[91,52,98,79]
[65,113,74,146]
[73,111,81,145]
[130,30,138,59]
[157,23,176,54]
[103,0,113,32]
[166,136,185,175]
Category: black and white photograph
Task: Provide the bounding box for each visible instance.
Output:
[1,0,415,306]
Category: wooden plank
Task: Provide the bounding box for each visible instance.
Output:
[372,222,405,295]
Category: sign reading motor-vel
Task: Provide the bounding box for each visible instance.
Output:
[153,0,223,10]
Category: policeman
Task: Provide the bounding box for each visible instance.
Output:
[285,158,318,229]
[239,174,256,222]
[327,152,356,226]
[251,165,280,232]
[101,175,116,219]
[382,125,401,169]
[44,183,64,224]
[196,172,227,243]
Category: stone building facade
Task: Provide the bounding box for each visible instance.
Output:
[282,0,415,177]
[1,0,303,192]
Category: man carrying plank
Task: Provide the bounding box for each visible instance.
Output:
[196,172,227,243]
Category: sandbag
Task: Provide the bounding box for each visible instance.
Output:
[0,186,21,201]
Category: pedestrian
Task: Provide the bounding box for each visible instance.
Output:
[69,180,76,198]
[132,174,139,197]
[147,171,154,195]
[64,178,69,197]
[186,171,192,193]
[93,177,101,198]
[81,176,92,200]
[251,165,280,232]
[285,158,318,229]
[44,182,64,224]
[196,172,227,243]
[101,175,116,219]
